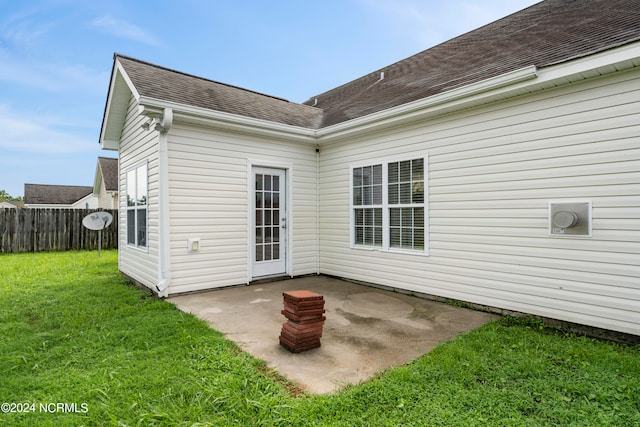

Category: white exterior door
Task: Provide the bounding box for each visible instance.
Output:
[252,167,286,277]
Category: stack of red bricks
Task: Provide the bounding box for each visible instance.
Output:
[279,290,325,353]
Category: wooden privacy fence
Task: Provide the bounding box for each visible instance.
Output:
[0,209,118,253]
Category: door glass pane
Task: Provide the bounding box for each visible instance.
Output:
[254,170,285,266]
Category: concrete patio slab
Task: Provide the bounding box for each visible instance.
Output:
[169,276,497,394]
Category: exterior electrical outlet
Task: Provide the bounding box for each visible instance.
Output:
[549,201,592,237]
[188,238,201,253]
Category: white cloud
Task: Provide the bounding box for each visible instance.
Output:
[0,104,95,154]
[89,15,161,46]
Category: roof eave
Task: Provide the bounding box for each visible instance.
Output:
[316,41,640,143]
[138,97,318,144]
[314,65,538,142]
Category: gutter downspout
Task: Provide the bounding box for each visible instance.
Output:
[154,108,173,297]
[316,146,320,275]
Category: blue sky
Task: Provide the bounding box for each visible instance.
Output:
[0,0,539,198]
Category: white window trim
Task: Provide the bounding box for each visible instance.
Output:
[349,153,429,256]
[125,161,149,252]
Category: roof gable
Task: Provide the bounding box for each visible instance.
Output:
[97,157,118,192]
[115,55,324,129]
[305,0,640,127]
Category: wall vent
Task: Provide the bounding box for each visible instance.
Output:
[548,200,592,237]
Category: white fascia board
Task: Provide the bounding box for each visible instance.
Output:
[534,40,640,83]
[101,139,119,151]
[99,60,140,150]
[138,97,318,144]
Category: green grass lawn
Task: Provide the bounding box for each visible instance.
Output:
[0,250,638,426]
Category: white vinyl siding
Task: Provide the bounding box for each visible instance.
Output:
[165,123,318,294]
[117,95,160,289]
[319,67,640,335]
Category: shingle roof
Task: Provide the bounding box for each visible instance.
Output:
[116,55,324,129]
[111,0,640,131]
[24,184,94,205]
[98,157,118,192]
[303,0,640,127]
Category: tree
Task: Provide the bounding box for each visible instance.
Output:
[0,189,23,201]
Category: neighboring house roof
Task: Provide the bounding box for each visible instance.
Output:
[304,0,640,127]
[96,157,118,192]
[102,0,640,137]
[24,184,94,205]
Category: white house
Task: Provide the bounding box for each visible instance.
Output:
[99,0,640,337]
[93,156,119,210]
[0,200,23,209]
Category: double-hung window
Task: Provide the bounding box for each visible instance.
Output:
[353,165,383,246]
[126,162,148,249]
[351,155,427,254]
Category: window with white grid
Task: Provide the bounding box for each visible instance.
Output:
[351,156,427,254]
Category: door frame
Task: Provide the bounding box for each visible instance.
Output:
[247,159,293,281]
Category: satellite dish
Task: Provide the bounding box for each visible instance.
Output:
[82,211,113,231]
[82,211,113,257]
